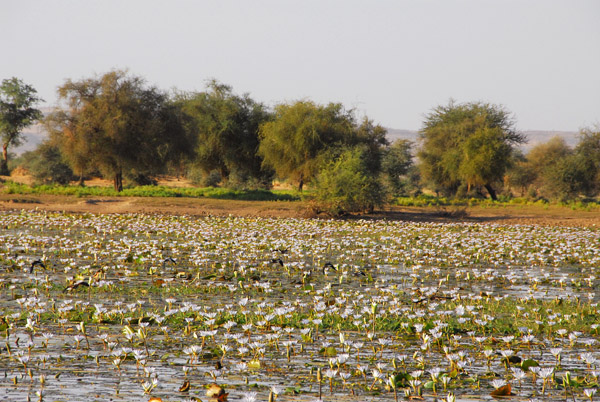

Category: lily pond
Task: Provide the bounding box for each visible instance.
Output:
[1,210,600,402]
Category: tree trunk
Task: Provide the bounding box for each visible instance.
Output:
[484,183,497,200]
[298,173,304,192]
[0,144,8,176]
[78,171,85,187]
[113,171,123,192]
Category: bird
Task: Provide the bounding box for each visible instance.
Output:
[270,258,284,267]
[322,262,338,275]
[162,257,176,270]
[63,280,90,292]
[351,266,368,277]
[29,259,46,274]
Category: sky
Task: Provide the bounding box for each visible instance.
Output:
[2,0,599,132]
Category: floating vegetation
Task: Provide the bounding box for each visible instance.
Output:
[0,210,599,401]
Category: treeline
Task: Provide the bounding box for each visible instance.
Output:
[2,71,599,214]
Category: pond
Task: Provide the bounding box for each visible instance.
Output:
[0,210,599,402]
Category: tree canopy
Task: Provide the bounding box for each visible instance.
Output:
[418,100,524,199]
[46,70,192,190]
[381,139,415,196]
[175,80,272,188]
[258,101,357,190]
[313,146,387,215]
[0,77,42,175]
[509,128,600,200]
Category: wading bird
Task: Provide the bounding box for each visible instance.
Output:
[63,280,90,292]
[162,257,176,270]
[29,259,45,274]
[322,262,337,275]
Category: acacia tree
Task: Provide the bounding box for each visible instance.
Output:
[49,70,192,191]
[574,126,600,196]
[175,80,272,187]
[0,77,42,175]
[258,101,356,191]
[522,130,600,200]
[418,100,524,199]
[44,109,92,185]
[354,117,389,174]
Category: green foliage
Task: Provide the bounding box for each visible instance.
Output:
[511,131,600,201]
[0,77,42,174]
[525,136,572,194]
[47,70,193,191]
[354,117,389,174]
[382,139,415,196]
[418,100,524,199]
[175,80,272,189]
[0,181,299,201]
[258,101,356,190]
[312,147,387,215]
[504,150,536,197]
[544,153,595,201]
[21,141,74,185]
[573,126,600,196]
[392,193,600,210]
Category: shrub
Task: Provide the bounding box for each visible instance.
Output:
[313,147,387,215]
[21,142,74,185]
[202,170,222,187]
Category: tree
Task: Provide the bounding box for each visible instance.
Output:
[418,100,524,199]
[354,117,389,174]
[524,136,572,198]
[49,70,192,191]
[513,134,599,201]
[258,101,356,190]
[544,153,593,200]
[574,126,600,196]
[505,150,536,197]
[0,77,42,175]
[44,109,93,185]
[381,139,414,196]
[175,80,272,188]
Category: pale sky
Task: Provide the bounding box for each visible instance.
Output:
[2,0,599,131]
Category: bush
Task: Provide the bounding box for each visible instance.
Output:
[21,142,74,185]
[312,147,387,215]
[126,173,158,186]
[202,170,222,187]
[186,165,205,186]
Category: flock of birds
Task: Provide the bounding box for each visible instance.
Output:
[27,251,370,293]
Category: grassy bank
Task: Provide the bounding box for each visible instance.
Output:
[394,194,600,211]
[0,181,301,201]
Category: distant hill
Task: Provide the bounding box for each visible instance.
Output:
[386,128,579,152]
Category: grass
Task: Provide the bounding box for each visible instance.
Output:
[0,181,301,201]
[3,180,599,213]
[394,194,600,211]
